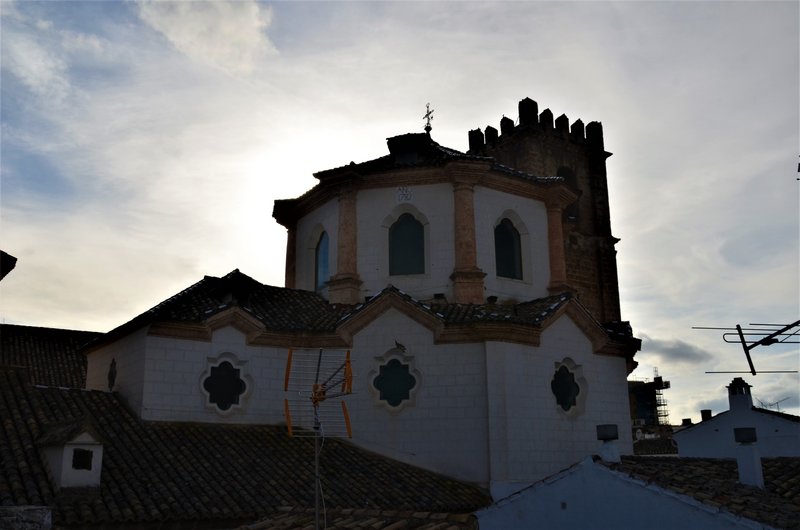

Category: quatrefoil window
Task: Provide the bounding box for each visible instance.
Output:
[202,360,247,412]
[373,358,417,408]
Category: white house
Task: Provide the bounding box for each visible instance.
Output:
[673,377,800,459]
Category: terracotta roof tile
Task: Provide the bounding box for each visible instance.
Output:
[240,507,478,530]
[601,456,800,529]
[86,271,627,353]
[0,366,490,528]
[0,324,99,387]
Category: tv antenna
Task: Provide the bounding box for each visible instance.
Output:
[756,396,791,412]
[284,348,353,530]
[693,319,799,375]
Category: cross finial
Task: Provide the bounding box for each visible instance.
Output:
[423,103,434,134]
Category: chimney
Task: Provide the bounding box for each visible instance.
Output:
[681,418,693,427]
[733,427,764,488]
[596,424,620,463]
[727,378,753,413]
[701,409,712,421]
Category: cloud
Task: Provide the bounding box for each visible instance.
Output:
[641,335,716,364]
[136,0,277,76]
[1,26,69,102]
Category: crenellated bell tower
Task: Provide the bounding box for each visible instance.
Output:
[467,98,621,323]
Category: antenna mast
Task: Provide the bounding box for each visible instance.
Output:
[284,348,353,530]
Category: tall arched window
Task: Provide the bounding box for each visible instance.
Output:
[495,218,522,280]
[315,231,329,291]
[389,213,424,275]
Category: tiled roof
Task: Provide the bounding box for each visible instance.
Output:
[340,285,571,327]
[312,135,492,181]
[309,133,563,189]
[88,271,613,353]
[752,406,800,423]
[86,270,348,350]
[674,406,799,435]
[240,507,477,530]
[0,366,490,528]
[0,324,99,387]
[602,456,800,529]
[632,437,678,455]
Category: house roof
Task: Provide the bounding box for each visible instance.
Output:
[239,506,477,530]
[273,133,568,226]
[0,324,100,387]
[339,285,572,327]
[84,270,348,350]
[602,456,800,529]
[632,438,678,456]
[85,270,636,354]
[674,407,800,435]
[0,366,490,529]
[312,133,494,181]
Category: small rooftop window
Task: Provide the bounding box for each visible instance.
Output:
[72,448,93,470]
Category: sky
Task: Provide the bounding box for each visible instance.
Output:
[1,0,798,422]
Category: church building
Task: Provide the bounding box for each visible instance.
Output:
[80,97,640,499]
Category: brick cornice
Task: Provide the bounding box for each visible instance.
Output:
[275,160,578,224]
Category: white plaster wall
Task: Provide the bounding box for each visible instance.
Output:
[478,458,768,530]
[85,329,148,414]
[140,327,287,423]
[42,446,63,486]
[59,443,103,488]
[486,314,633,495]
[346,308,490,483]
[474,186,550,302]
[674,410,800,458]
[356,183,455,300]
[43,441,104,489]
[294,197,339,293]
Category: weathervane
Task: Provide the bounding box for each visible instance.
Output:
[423,103,434,134]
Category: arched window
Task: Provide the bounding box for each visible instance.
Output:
[315,231,329,291]
[389,213,424,275]
[495,218,522,280]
